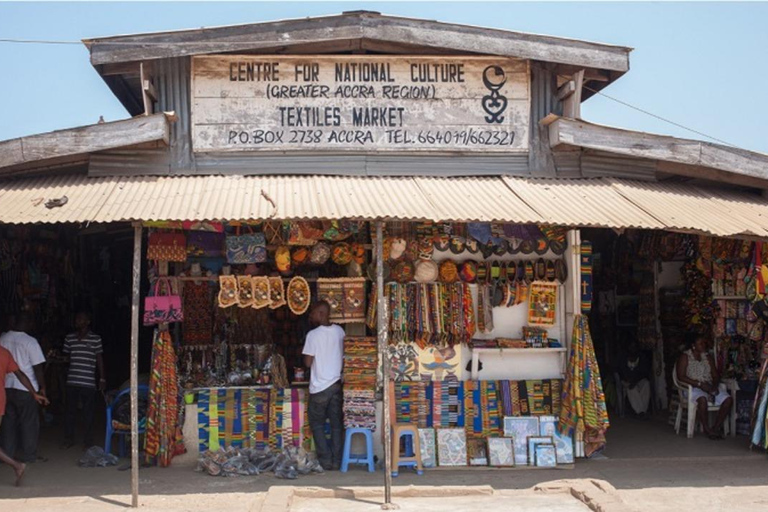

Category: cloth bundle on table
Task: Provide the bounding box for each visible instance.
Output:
[144,330,185,467]
[343,337,378,431]
[559,315,609,457]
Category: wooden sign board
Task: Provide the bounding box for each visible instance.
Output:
[191,55,530,153]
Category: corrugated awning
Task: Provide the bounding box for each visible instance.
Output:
[1,173,767,240]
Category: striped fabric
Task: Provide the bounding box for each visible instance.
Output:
[63,331,102,388]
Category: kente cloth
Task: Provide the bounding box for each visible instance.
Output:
[500,380,513,417]
[269,388,284,449]
[580,241,594,314]
[559,315,609,454]
[527,282,558,326]
[344,389,376,430]
[430,381,464,428]
[343,337,378,430]
[526,380,555,415]
[182,281,214,345]
[197,388,272,452]
[144,330,185,467]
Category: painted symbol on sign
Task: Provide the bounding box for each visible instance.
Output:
[481,65,508,124]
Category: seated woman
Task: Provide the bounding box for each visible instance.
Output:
[676,335,732,440]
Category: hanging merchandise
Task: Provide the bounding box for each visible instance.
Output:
[439,260,459,283]
[143,277,183,325]
[580,241,593,314]
[237,275,255,308]
[291,247,310,267]
[559,316,610,458]
[147,231,187,262]
[144,329,185,467]
[268,276,286,309]
[218,275,239,308]
[528,282,558,326]
[351,243,366,265]
[390,238,407,260]
[316,277,367,324]
[418,237,434,260]
[252,276,271,309]
[286,222,318,246]
[186,231,225,258]
[459,261,477,283]
[387,282,476,347]
[310,242,331,265]
[391,260,415,284]
[182,281,214,345]
[331,242,353,265]
[275,246,292,275]
[414,260,438,283]
[555,259,568,284]
[285,276,312,315]
[226,227,267,264]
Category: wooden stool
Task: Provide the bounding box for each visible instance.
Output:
[391,423,423,476]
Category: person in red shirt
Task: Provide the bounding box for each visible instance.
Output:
[0,345,48,486]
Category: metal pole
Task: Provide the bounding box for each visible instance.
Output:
[376,221,393,506]
[130,224,143,508]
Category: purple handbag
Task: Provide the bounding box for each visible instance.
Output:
[187,231,224,257]
[143,277,183,326]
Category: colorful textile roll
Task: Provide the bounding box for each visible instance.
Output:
[581,241,593,313]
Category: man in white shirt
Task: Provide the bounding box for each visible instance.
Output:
[0,313,46,463]
[302,301,345,470]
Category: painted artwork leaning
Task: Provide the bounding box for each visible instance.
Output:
[388,342,420,382]
[419,345,461,381]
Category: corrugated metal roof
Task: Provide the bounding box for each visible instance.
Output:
[504,177,665,229]
[608,179,768,238]
[414,176,541,223]
[2,174,768,241]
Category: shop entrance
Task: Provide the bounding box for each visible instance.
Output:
[583,228,765,460]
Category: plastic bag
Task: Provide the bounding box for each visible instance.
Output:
[78,446,119,468]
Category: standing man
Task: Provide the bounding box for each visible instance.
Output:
[0,313,46,463]
[302,301,345,470]
[62,311,105,449]
[0,343,48,486]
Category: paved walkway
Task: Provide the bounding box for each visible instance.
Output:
[1,415,767,511]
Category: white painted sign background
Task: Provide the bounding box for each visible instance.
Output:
[191,55,530,153]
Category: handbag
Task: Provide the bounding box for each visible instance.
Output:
[187,231,224,257]
[226,226,266,264]
[147,232,187,262]
[143,277,183,325]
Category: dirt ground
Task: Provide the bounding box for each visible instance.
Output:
[1,415,768,511]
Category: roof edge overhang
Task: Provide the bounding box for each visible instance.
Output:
[83,11,630,114]
[0,113,176,179]
[545,116,768,190]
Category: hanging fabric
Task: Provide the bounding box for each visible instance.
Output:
[144,329,185,467]
[559,315,609,457]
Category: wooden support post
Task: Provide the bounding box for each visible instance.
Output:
[561,69,584,119]
[376,221,393,507]
[130,224,143,507]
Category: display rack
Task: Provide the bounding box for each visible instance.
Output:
[470,347,567,380]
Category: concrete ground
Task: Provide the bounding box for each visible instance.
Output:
[1,414,767,511]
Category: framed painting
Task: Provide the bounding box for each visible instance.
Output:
[467,437,489,466]
[437,428,467,467]
[419,428,437,468]
[535,444,557,468]
[503,417,539,466]
[526,436,554,466]
[487,437,515,467]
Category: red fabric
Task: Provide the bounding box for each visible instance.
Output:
[0,346,20,415]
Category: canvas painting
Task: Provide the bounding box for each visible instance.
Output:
[419,345,461,381]
[503,417,539,466]
[487,437,515,467]
[539,415,557,437]
[437,428,467,467]
[554,430,575,464]
[535,444,557,468]
[388,342,419,382]
[527,436,554,466]
[467,437,489,466]
[419,428,437,468]
[528,282,558,326]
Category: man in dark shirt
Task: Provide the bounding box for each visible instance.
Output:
[62,312,106,449]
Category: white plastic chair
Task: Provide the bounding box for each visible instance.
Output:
[673,363,735,438]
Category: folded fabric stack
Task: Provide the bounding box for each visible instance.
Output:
[343,337,378,431]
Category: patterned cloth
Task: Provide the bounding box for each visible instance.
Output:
[182,282,214,345]
[343,337,378,431]
[144,330,185,467]
[559,315,609,457]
